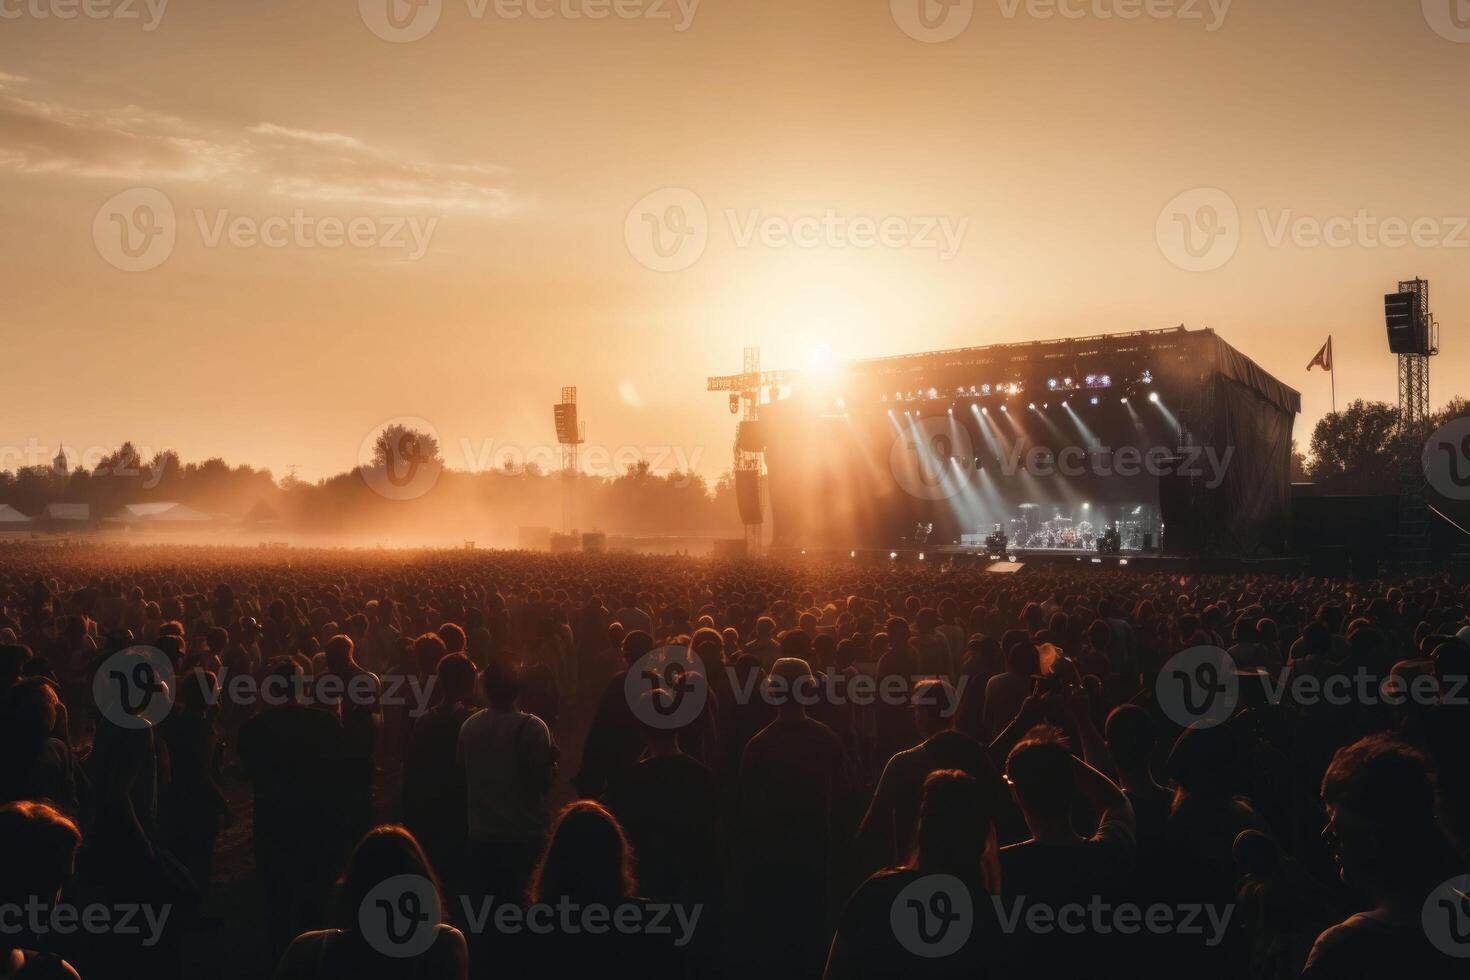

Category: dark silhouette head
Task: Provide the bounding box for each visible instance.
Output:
[529,801,636,906]
[338,824,445,930]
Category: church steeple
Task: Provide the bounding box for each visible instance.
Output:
[53,443,67,478]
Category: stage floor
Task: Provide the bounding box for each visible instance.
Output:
[773,545,1303,573]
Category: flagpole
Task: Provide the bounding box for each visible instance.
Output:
[1329,335,1335,415]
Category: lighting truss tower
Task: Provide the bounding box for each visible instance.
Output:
[1396,279,1436,430]
[554,387,584,535]
[707,347,794,556]
[1393,279,1439,573]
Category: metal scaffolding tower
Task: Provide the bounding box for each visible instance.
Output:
[707,347,794,556]
[1393,279,1439,573]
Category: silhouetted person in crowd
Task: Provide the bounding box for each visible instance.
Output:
[158,667,226,898]
[574,630,653,797]
[512,801,684,980]
[275,824,467,979]
[1001,724,1136,976]
[1303,734,1466,978]
[739,657,851,979]
[457,653,558,915]
[856,678,997,869]
[404,652,478,891]
[826,769,1010,978]
[0,800,83,979]
[239,658,352,960]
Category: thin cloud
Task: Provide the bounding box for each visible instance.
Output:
[247,122,368,152]
[0,86,521,214]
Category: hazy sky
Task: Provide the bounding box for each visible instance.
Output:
[3,0,1468,484]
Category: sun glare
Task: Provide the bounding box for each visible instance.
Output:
[803,341,841,380]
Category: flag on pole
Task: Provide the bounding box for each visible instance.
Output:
[1307,337,1332,372]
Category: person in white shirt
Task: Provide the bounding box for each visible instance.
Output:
[457,653,559,905]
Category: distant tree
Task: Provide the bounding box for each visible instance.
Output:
[372,424,441,468]
[1306,400,1402,493]
[1290,441,1309,482]
[1431,396,1470,430]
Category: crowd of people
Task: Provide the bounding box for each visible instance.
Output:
[0,542,1466,979]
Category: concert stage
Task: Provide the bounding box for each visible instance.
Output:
[739,327,1300,559]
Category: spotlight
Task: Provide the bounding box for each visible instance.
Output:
[948,407,954,415]
[918,552,925,561]
[1063,377,1073,386]
[1000,405,1008,413]
[1047,379,1058,389]
[1118,558,1129,566]
[849,550,857,558]
[1120,397,1128,404]
[1042,402,1048,409]
[981,406,988,414]
[1082,502,1091,510]
[1028,402,1036,410]
[889,551,898,560]
[1149,392,1159,403]
[1090,396,1099,405]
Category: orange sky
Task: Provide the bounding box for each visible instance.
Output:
[2,0,1467,483]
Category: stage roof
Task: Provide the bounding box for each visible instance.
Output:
[841,326,1301,415]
